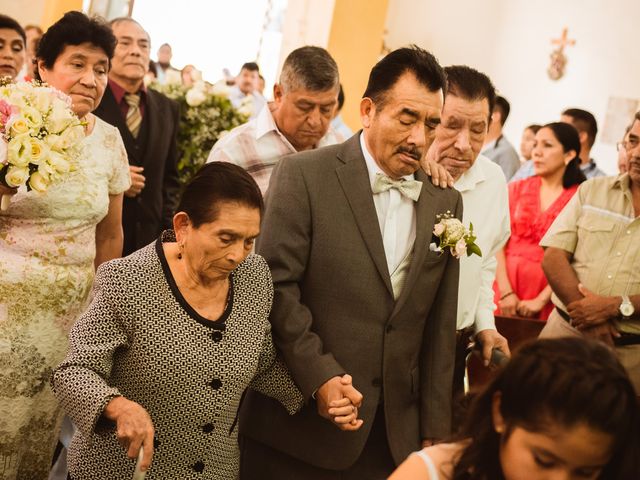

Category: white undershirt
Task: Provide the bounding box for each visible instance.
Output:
[360,133,416,275]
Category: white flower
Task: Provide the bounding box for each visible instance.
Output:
[185,88,207,107]
[33,87,53,112]
[58,124,84,149]
[21,105,44,130]
[165,69,182,85]
[46,101,75,134]
[237,101,253,117]
[29,170,50,192]
[433,222,445,237]
[0,139,7,165]
[47,150,71,173]
[429,242,442,253]
[25,137,48,165]
[442,218,466,244]
[453,238,467,258]
[4,165,29,187]
[7,134,31,167]
[7,115,29,136]
[210,81,230,98]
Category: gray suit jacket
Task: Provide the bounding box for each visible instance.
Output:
[239,134,462,469]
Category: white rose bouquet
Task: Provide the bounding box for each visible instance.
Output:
[430,211,482,258]
[0,79,85,210]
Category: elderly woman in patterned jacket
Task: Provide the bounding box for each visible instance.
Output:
[52,162,360,479]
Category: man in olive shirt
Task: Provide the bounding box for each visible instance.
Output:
[539,111,640,392]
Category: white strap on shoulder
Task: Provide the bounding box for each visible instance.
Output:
[412,449,440,480]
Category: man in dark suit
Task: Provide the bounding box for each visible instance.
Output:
[94,17,180,255]
[240,46,462,478]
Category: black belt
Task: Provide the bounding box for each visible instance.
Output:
[556,308,640,346]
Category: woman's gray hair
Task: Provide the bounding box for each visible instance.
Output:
[279,46,339,94]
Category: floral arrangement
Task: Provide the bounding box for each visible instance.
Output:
[150,79,248,185]
[0,79,85,209]
[430,211,482,258]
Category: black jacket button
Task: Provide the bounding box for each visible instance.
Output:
[192,461,205,473]
[209,378,222,390]
[202,423,214,433]
[211,331,223,342]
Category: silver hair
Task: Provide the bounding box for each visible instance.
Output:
[279,46,339,93]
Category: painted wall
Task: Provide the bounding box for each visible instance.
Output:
[384,0,640,174]
[0,0,47,27]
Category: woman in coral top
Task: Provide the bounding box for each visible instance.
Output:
[494,122,586,320]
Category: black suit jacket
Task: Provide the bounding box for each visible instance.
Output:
[94,85,180,255]
[239,134,462,470]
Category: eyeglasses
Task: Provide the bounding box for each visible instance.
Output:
[619,137,640,151]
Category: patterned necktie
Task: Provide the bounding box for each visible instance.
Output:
[372,173,423,201]
[124,93,142,138]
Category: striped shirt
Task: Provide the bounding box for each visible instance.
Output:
[541,174,640,334]
[206,105,339,194]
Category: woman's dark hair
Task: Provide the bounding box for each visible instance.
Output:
[453,338,640,479]
[35,11,115,79]
[542,122,586,188]
[0,14,26,43]
[177,162,264,228]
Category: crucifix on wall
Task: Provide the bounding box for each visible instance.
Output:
[548,27,575,81]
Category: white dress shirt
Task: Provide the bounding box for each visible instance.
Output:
[360,133,416,277]
[454,154,511,331]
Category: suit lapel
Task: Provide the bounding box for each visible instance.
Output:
[335,136,394,296]
[390,169,437,316]
[140,91,160,167]
[97,87,139,163]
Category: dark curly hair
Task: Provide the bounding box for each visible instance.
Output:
[541,122,586,189]
[35,11,115,78]
[452,338,640,479]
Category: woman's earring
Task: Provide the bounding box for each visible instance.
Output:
[177,243,184,259]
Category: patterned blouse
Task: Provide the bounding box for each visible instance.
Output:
[52,231,302,479]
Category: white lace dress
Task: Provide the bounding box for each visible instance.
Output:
[0,116,130,480]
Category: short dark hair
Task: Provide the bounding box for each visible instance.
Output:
[542,122,586,188]
[363,45,446,108]
[148,60,157,77]
[280,46,339,93]
[176,162,264,228]
[526,123,542,135]
[36,11,115,73]
[0,14,26,43]
[241,62,259,73]
[337,84,345,111]
[444,65,496,123]
[493,95,510,126]
[453,338,640,479]
[562,108,598,148]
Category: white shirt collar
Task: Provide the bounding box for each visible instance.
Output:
[360,132,415,188]
[454,154,487,192]
[255,106,296,151]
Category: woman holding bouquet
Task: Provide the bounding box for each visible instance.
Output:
[0,12,130,479]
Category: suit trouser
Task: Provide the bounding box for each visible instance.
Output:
[239,405,396,480]
[540,308,640,394]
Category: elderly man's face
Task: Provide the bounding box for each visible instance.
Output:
[111,21,150,82]
[272,84,338,151]
[626,119,640,185]
[433,93,490,179]
[361,72,442,179]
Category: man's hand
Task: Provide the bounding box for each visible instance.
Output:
[317,374,363,431]
[567,284,620,329]
[125,166,146,198]
[475,329,511,367]
[580,322,620,347]
[421,159,454,189]
[498,293,519,316]
[516,297,546,318]
[103,396,155,472]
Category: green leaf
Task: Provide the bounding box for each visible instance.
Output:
[467,243,482,257]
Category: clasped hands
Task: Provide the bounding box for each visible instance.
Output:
[567,284,621,346]
[316,374,364,431]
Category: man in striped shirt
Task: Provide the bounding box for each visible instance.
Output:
[207,46,341,194]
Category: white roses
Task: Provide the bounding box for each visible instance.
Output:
[430,211,482,259]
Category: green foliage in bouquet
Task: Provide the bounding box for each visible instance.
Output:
[150,82,248,185]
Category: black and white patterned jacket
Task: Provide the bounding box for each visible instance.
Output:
[52,233,303,479]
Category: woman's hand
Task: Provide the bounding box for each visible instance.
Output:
[498,292,520,316]
[103,396,155,472]
[0,184,17,196]
[516,297,546,318]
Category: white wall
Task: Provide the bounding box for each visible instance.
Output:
[384,0,640,174]
[0,0,46,26]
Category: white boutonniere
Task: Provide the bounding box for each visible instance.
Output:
[429,211,482,258]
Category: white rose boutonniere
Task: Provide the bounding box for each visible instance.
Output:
[429,211,482,258]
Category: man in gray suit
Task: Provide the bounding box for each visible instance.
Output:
[240,46,462,478]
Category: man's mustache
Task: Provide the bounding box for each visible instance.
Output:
[395,146,422,160]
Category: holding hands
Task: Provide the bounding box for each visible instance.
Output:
[316,374,364,431]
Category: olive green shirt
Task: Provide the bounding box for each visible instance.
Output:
[540,174,640,334]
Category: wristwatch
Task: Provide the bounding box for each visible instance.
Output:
[619,295,635,318]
